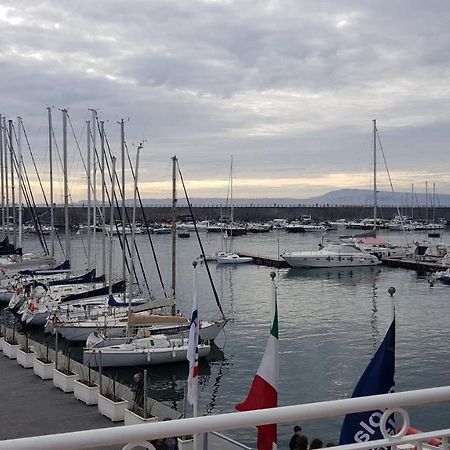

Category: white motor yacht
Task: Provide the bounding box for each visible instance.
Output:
[281,243,381,268]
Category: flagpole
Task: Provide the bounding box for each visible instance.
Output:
[188,260,200,450]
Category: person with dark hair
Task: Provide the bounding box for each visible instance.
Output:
[309,438,323,449]
[296,434,308,450]
[132,372,144,407]
[289,425,303,450]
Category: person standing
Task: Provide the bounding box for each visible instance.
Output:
[289,425,303,450]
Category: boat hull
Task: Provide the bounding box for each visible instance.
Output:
[83,344,210,367]
[282,254,381,268]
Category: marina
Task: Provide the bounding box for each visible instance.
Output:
[3,224,450,447]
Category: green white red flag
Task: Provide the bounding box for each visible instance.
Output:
[236,280,279,450]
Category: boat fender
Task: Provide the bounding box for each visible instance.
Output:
[147,352,151,362]
[402,426,441,447]
[172,346,176,358]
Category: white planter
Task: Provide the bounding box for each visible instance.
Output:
[177,437,194,450]
[2,340,20,359]
[53,368,78,393]
[33,358,55,380]
[16,349,37,368]
[0,337,4,349]
[73,379,100,405]
[98,394,128,422]
[124,408,159,425]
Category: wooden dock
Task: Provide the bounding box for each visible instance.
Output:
[381,257,447,272]
[238,253,290,268]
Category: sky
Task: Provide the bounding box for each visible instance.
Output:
[1,0,450,201]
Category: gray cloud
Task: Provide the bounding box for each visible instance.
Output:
[1,0,450,198]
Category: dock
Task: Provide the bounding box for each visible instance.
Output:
[381,257,447,272]
[238,253,290,268]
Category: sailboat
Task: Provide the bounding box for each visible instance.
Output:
[216,156,252,265]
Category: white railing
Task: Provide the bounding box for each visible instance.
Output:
[2,386,450,450]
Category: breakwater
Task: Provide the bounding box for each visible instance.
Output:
[22,205,450,225]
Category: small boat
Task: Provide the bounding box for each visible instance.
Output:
[216,253,253,264]
[281,243,381,268]
[177,231,190,238]
[83,334,211,367]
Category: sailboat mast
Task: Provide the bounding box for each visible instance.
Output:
[90,109,97,272]
[171,155,177,316]
[373,119,377,231]
[411,183,414,219]
[9,120,16,249]
[432,183,436,223]
[425,181,428,222]
[86,120,92,271]
[120,119,126,286]
[108,157,116,295]
[128,144,141,328]
[62,109,70,266]
[17,117,23,257]
[3,117,9,240]
[48,107,55,258]
[0,115,4,237]
[100,120,106,285]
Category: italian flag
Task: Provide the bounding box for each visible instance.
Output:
[236,284,279,450]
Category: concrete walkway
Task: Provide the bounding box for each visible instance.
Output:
[0,354,122,448]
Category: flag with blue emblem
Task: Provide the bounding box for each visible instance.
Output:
[187,265,199,407]
[339,319,395,446]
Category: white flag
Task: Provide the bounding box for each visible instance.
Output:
[187,265,199,407]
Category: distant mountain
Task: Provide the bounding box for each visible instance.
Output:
[75,189,450,207]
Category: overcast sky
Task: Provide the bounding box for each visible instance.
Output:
[1,0,450,200]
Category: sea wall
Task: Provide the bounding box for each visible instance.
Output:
[21,205,450,224]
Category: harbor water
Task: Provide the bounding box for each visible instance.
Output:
[3,227,450,447]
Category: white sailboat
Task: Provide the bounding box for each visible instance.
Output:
[216,156,252,265]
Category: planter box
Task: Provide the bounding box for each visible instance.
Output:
[97,394,128,422]
[2,340,20,359]
[177,437,194,450]
[16,349,37,368]
[33,358,55,380]
[73,379,100,405]
[53,368,78,393]
[124,408,159,425]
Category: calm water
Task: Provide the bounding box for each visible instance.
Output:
[7,228,450,447]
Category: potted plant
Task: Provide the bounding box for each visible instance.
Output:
[124,385,158,425]
[53,352,78,393]
[2,327,20,359]
[33,344,55,380]
[0,322,4,348]
[16,333,37,368]
[73,364,100,405]
[97,377,128,422]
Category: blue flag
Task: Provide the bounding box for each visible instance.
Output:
[339,320,395,447]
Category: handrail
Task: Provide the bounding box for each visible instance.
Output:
[2,386,450,449]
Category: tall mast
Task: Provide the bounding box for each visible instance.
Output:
[48,107,55,258]
[373,119,377,231]
[86,120,91,271]
[17,117,23,257]
[120,119,126,286]
[9,120,16,249]
[128,144,141,333]
[100,120,106,285]
[90,109,97,272]
[0,115,4,236]
[62,110,70,266]
[108,157,116,295]
[432,183,436,223]
[171,155,177,316]
[3,117,9,240]
[425,181,428,222]
[411,183,414,219]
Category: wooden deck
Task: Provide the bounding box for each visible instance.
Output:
[381,257,447,272]
[237,253,290,268]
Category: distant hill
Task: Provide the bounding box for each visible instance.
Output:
[76,189,450,207]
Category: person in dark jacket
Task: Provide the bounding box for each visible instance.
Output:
[289,425,303,450]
